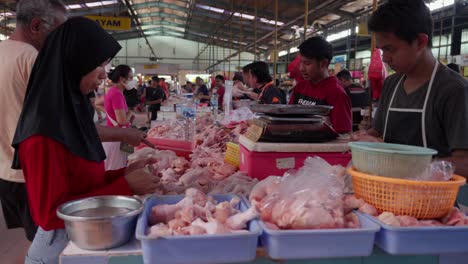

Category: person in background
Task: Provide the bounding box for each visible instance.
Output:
[232,74,249,99]
[184,81,194,93]
[146,76,166,121]
[289,36,352,134]
[123,80,139,111]
[102,65,136,171]
[0,1,67,262]
[11,17,158,264]
[357,0,468,177]
[447,63,461,74]
[242,61,286,104]
[336,69,370,131]
[214,75,226,109]
[159,77,169,99]
[195,76,210,104]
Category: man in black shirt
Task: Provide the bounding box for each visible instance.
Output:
[336,70,370,130]
[146,76,166,120]
[242,61,286,104]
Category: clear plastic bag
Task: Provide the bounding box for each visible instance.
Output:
[413,161,454,181]
[220,107,255,126]
[250,157,346,229]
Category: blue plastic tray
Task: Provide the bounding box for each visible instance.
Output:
[259,212,380,259]
[362,213,468,255]
[136,194,261,264]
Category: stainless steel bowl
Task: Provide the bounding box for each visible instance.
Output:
[57,195,143,250]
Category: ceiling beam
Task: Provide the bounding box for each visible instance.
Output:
[205,0,354,70]
[132,1,190,12]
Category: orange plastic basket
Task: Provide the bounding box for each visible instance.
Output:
[224,142,240,168]
[348,167,466,219]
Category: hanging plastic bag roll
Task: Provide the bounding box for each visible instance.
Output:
[224,80,233,114]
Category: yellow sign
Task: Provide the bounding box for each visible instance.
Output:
[143,64,158,70]
[85,15,131,31]
[464,66,468,77]
[357,22,369,36]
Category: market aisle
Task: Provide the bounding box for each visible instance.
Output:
[0,201,30,264]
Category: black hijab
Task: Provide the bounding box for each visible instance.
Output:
[12,17,122,168]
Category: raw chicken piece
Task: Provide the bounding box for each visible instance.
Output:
[148,223,172,237]
[377,212,401,227]
[168,218,187,230]
[181,225,206,235]
[179,168,212,187]
[264,221,280,230]
[210,163,238,180]
[185,188,210,207]
[396,215,419,227]
[359,203,379,216]
[419,220,444,226]
[345,213,361,228]
[150,197,193,224]
[225,206,258,230]
[249,176,282,207]
[160,168,179,183]
[343,195,365,214]
[192,218,231,235]
[171,157,190,174]
[213,201,235,223]
[441,207,466,226]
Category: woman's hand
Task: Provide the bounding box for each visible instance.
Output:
[125,165,159,195]
[125,157,157,175]
[351,130,383,142]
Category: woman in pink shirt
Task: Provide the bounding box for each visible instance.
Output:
[103,64,137,170]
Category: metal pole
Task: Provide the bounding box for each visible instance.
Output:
[239,5,243,71]
[304,0,308,40]
[254,0,257,61]
[368,0,378,129]
[229,0,233,79]
[274,0,278,82]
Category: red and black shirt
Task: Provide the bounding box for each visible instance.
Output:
[289,76,352,133]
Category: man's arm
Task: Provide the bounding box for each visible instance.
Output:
[96,125,146,146]
[440,150,468,178]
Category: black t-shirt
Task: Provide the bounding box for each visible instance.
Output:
[373,64,468,157]
[146,85,165,111]
[259,84,286,104]
[196,84,210,103]
[124,88,139,107]
[344,84,370,108]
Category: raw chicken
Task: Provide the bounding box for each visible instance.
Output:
[148,223,172,237]
[345,213,361,228]
[147,189,257,237]
[225,206,257,230]
[191,218,231,235]
[396,215,419,227]
[150,197,193,224]
[359,203,379,216]
[251,157,348,230]
[377,212,401,226]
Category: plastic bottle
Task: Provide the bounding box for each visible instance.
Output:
[210,93,218,116]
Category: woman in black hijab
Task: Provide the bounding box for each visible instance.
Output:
[12,17,157,264]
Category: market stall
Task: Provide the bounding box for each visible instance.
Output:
[56,106,468,264]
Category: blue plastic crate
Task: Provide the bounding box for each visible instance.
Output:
[360,213,468,255]
[260,212,380,260]
[136,194,261,264]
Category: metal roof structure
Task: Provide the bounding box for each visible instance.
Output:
[0,0,459,66]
